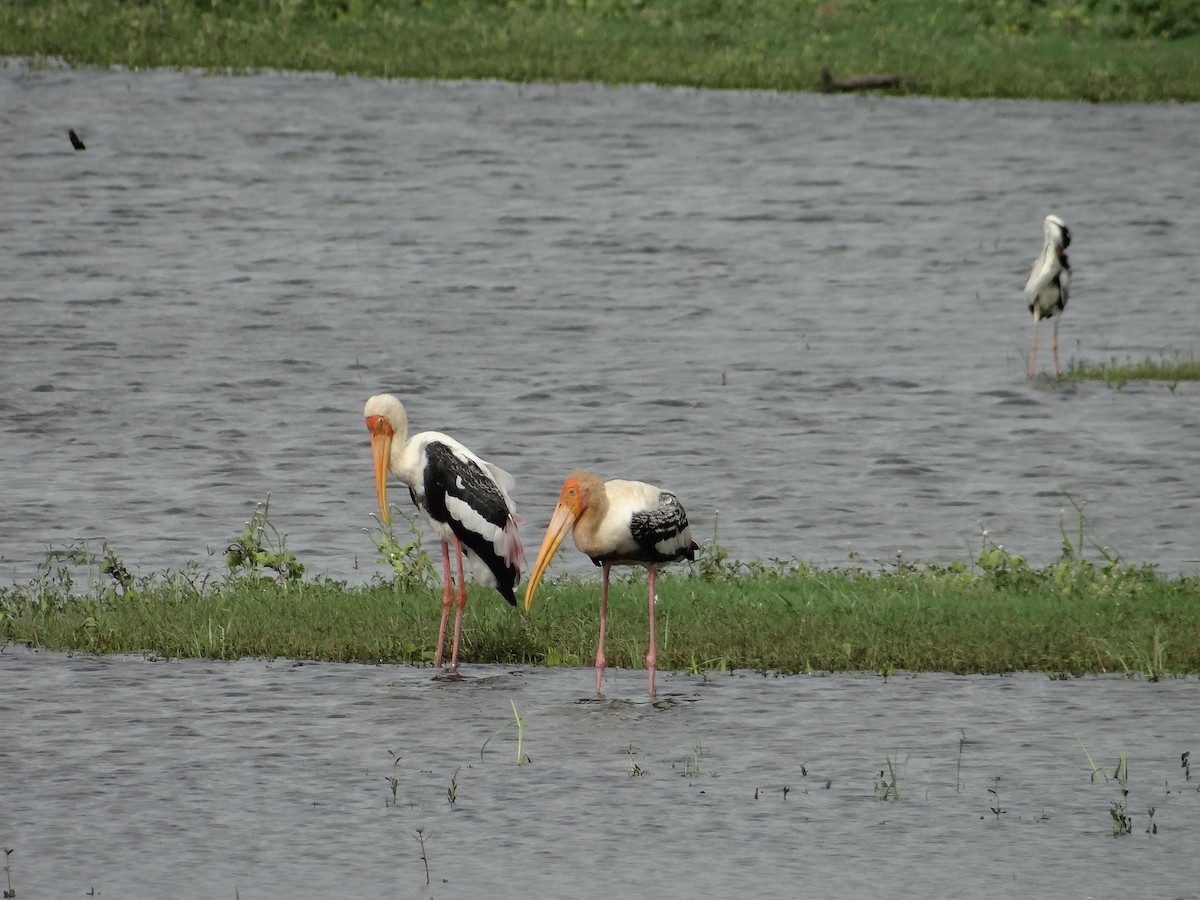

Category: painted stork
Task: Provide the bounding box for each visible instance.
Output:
[1024,213,1072,377]
[523,470,699,699]
[364,393,526,671]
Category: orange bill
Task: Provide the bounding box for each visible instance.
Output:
[366,415,393,527]
[523,502,577,613]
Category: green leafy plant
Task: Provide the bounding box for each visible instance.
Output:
[385,750,402,808]
[1055,493,1123,581]
[100,545,135,596]
[372,510,437,590]
[694,514,745,582]
[974,536,1036,590]
[446,766,460,810]
[225,494,304,584]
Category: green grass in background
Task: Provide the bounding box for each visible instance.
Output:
[3,0,1200,102]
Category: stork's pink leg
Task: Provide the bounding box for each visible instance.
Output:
[594,564,610,697]
[1052,318,1061,376]
[1029,314,1040,378]
[646,566,658,699]
[434,540,453,669]
[448,538,468,670]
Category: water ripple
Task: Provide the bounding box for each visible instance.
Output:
[1,69,1198,583]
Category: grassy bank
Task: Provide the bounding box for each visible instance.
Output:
[3,0,1200,102]
[3,510,1197,677]
[1066,353,1200,388]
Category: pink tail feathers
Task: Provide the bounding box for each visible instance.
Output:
[498,514,527,580]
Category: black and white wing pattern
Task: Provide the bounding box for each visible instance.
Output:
[421,440,524,604]
[1025,215,1071,319]
[628,490,698,565]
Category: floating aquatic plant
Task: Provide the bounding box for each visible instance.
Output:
[1111,752,1132,836]
[446,766,460,810]
[480,701,530,766]
[875,756,902,801]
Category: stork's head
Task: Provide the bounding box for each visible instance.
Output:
[1044,214,1071,250]
[364,394,409,526]
[523,470,600,613]
[554,471,599,519]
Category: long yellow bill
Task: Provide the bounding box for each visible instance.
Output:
[523,503,577,612]
[368,418,393,527]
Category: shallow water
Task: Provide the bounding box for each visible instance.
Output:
[4,67,1200,899]
[2,64,1200,584]
[2,646,1199,899]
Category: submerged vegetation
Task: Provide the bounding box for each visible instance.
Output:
[3,0,1200,102]
[2,499,1198,678]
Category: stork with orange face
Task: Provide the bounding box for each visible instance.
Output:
[524,470,698,699]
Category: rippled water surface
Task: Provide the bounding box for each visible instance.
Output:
[5,68,1200,899]
[3,646,1199,899]
[3,64,1200,581]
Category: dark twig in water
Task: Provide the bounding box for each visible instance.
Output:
[414,827,430,886]
[3,847,15,899]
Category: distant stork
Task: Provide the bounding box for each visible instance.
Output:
[1024,214,1072,377]
[523,470,698,699]
[364,394,525,671]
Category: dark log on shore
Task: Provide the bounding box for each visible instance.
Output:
[819,66,904,92]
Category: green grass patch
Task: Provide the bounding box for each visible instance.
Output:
[3,507,1198,677]
[1066,353,1200,388]
[3,0,1200,102]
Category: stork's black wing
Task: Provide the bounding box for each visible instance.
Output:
[629,491,698,564]
[422,441,519,604]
